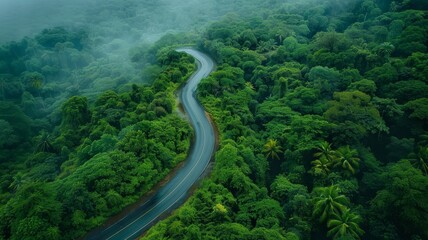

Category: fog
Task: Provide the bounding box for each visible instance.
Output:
[0,0,243,43]
[0,0,248,68]
[0,0,87,42]
[0,0,266,123]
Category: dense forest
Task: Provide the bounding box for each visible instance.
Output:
[143,0,428,239]
[0,0,427,239]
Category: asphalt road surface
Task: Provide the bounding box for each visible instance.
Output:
[85,48,215,240]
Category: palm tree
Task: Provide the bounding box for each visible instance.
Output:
[327,209,365,239]
[36,130,54,153]
[9,172,27,192]
[311,157,332,176]
[312,141,337,176]
[313,185,349,223]
[334,146,360,175]
[375,42,394,62]
[29,74,43,90]
[406,146,428,176]
[257,39,277,53]
[417,133,428,146]
[26,72,47,110]
[263,139,282,160]
[314,141,337,163]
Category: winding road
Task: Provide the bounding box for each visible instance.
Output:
[85,48,215,240]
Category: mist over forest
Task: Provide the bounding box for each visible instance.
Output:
[0,0,254,43]
[0,0,262,121]
[1,0,428,239]
[0,0,262,96]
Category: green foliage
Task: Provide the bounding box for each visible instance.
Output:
[327,209,364,240]
[61,96,90,129]
[263,139,282,160]
[404,98,428,120]
[308,66,341,96]
[405,146,428,175]
[0,119,18,149]
[348,79,377,96]
[0,101,31,142]
[286,86,324,114]
[312,185,349,223]
[324,91,388,143]
[369,160,428,239]
[311,141,336,176]
[334,146,361,176]
[286,115,332,151]
[36,27,87,50]
[0,182,62,240]
[270,175,308,205]
[383,80,428,103]
[152,2,427,239]
[2,0,428,239]
[34,130,55,153]
[0,46,194,239]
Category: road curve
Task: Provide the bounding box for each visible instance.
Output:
[85,48,215,240]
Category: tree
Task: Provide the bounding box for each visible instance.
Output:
[372,97,403,121]
[311,157,333,177]
[324,91,388,143]
[327,209,364,240]
[384,81,428,104]
[308,66,341,97]
[14,216,60,240]
[364,63,398,85]
[359,0,381,21]
[286,86,323,114]
[35,130,54,153]
[405,146,428,175]
[308,14,329,35]
[313,141,337,162]
[286,115,332,151]
[215,223,250,240]
[256,100,296,123]
[405,52,428,83]
[313,31,350,53]
[348,79,377,96]
[0,119,18,148]
[270,175,308,205]
[5,182,62,239]
[239,30,258,50]
[39,27,87,50]
[370,160,428,239]
[9,172,27,192]
[374,42,394,62]
[263,139,282,160]
[249,227,288,240]
[0,76,23,101]
[385,136,414,163]
[21,72,45,111]
[334,146,361,176]
[313,185,349,223]
[404,98,428,120]
[0,101,31,142]
[257,39,277,53]
[312,141,337,176]
[237,198,284,228]
[61,96,90,129]
[278,77,288,98]
[395,26,427,56]
[27,72,43,90]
